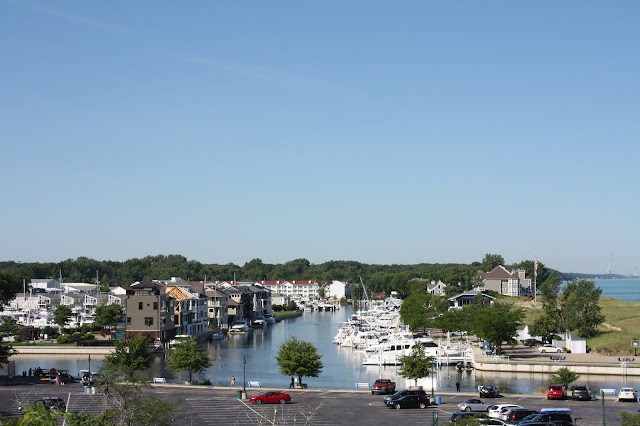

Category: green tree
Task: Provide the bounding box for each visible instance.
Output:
[539,272,564,331]
[103,336,152,381]
[93,303,124,328]
[0,317,19,367]
[528,315,558,344]
[471,303,524,351]
[53,305,73,328]
[399,291,431,330]
[166,336,212,384]
[480,254,505,272]
[0,270,22,306]
[7,401,58,426]
[551,367,579,390]
[397,344,434,387]
[274,336,323,387]
[86,364,177,425]
[561,279,605,337]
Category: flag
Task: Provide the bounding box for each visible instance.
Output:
[534,259,538,272]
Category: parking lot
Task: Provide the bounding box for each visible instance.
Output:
[0,382,637,425]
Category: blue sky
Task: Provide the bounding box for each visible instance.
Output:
[2,1,639,275]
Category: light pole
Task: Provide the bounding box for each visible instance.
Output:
[431,361,436,401]
[242,356,247,399]
[601,389,606,426]
[88,354,91,375]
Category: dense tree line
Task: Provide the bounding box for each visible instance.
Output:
[0,253,555,298]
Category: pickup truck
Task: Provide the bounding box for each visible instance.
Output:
[371,379,396,395]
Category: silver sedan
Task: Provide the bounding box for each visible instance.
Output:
[457,398,493,412]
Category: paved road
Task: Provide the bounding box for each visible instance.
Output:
[0,382,637,425]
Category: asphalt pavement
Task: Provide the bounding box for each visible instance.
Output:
[0,381,637,425]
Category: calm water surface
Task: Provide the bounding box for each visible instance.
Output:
[5,305,638,393]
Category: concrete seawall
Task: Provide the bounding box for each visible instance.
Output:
[474,360,640,376]
[14,346,114,355]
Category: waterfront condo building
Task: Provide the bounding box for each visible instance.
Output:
[125,282,176,342]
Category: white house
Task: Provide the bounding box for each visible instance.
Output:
[326,280,350,300]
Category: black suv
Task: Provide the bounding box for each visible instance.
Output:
[383,389,428,404]
[522,338,542,347]
[479,385,500,398]
[571,385,592,401]
[18,398,66,413]
[385,394,430,409]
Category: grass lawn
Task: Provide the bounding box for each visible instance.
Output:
[518,296,640,356]
[273,311,299,316]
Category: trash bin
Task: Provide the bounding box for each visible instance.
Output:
[435,396,441,405]
[237,390,243,399]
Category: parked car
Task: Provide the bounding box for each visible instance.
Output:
[498,407,537,423]
[519,408,572,424]
[488,404,521,419]
[50,373,76,384]
[383,389,428,404]
[18,398,66,413]
[448,412,490,423]
[618,387,638,402]
[371,378,396,395]
[457,398,492,412]
[571,385,592,401]
[537,344,562,353]
[385,393,430,409]
[522,338,542,347]
[479,385,500,398]
[547,384,566,399]
[249,391,291,404]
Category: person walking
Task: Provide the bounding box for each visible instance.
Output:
[231,376,235,386]
[289,376,295,389]
[456,380,460,392]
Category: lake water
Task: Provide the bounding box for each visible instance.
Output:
[5,303,638,394]
[596,278,640,303]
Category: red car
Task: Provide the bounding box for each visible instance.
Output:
[547,384,566,400]
[249,391,291,404]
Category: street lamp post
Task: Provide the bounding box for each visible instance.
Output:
[601,389,606,426]
[88,354,91,375]
[242,356,247,399]
[431,361,436,401]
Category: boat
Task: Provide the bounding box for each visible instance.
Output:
[252,317,266,327]
[227,329,245,335]
[169,335,190,347]
[263,313,277,324]
[211,331,224,340]
[231,320,250,332]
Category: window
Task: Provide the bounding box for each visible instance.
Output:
[144,317,153,326]
[153,302,158,310]
[138,302,143,310]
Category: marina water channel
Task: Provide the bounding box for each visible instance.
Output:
[6,304,637,393]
